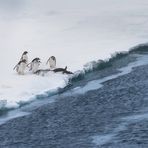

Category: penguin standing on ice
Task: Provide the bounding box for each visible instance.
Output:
[46,56,56,69]
[20,51,28,64]
[28,58,41,73]
[13,59,27,75]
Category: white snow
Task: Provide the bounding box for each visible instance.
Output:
[0,0,148,108]
[0,71,69,108]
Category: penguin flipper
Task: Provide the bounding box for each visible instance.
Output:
[27,62,31,67]
[65,66,67,71]
[29,66,32,71]
[13,64,18,70]
[46,59,49,65]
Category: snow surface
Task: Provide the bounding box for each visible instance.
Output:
[0,71,69,108]
[0,0,148,108]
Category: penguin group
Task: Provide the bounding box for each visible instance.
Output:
[13,51,73,75]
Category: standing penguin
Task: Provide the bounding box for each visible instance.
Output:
[13,59,27,75]
[46,56,56,69]
[20,51,28,64]
[28,58,41,73]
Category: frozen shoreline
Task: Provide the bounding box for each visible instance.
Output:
[0,46,147,110]
[0,71,70,109]
[0,52,148,147]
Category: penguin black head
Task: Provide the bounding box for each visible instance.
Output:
[23,51,28,55]
[32,57,41,62]
[51,56,56,60]
[37,58,41,63]
[36,58,40,61]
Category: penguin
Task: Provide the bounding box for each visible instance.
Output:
[53,66,73,74]
[28,58,41,73]
[20,51,28,64]
[35,69,51,76]
[13,59,27,75]
[35,66,73,76]
[46,56,56,69]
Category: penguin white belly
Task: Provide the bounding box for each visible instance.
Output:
[32,63,39,73]
[49,59,56,69]
[18,63,26,75]
[22,55,28,64]
[16,66,19,73]
[31,62,40,73]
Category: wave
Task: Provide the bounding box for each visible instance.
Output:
[70,43,148,83]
